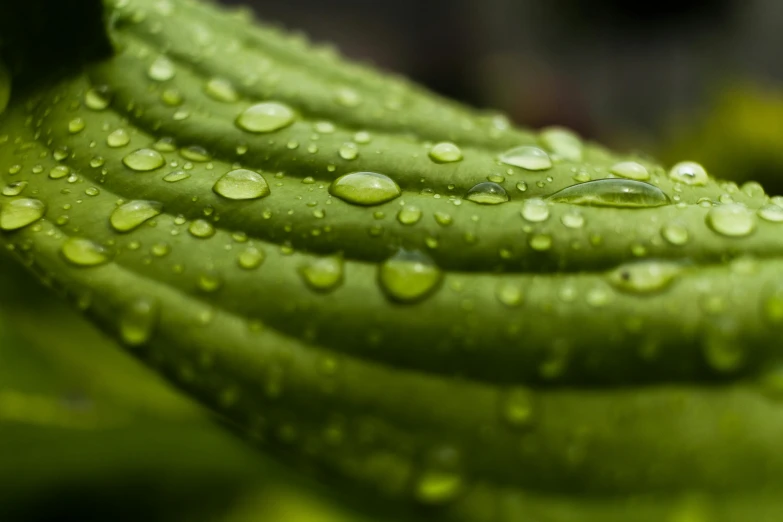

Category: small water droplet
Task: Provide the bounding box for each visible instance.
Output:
[153,137,177,152]
[429,142,463,164]
[661,223,690,246]
[540,127,582,161]
[301,255,344,292]
[61,237,111,267]
[608,261,682,294]
[610,161,649,181]
[120,298,159,346]
[180,145,211,162]
[465,182,508,205]
[521,197,550,222]
[561,210,585,229]
[213,169,270,200]
[148,55,176,81]
[49,165,70,180]
[123,149,165,172]
[397,205,422,225]
[496,283,523,307]
[236,102,295,133]
[238,247,265,269]
[189,219,215,238]
[434,212,453,226]
[338,142,359,160]
[548,179,670,208]
[107,128,131,148]
[669,161,708,186]
[204,77,239,102]
[84,86,112,110]
[163,170,190,182]
[529,234,552,251]
[68,117,86,134]
[499,146,552,170]
[706,204,756,237]
[379,250,442,303]
[110,200,163,232]
[0,198,45,230]
[330,172,400,206]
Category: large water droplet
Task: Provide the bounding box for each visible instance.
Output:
[61,238,111,267]
[548,179,670,208]
[330,172,401,206]
[379,250,442,303]
[213,169,270,200]
[301,255,344,293]
[236,102,295,133]
[120,298,159,346]
[610,161,649,181]
[521,197,550,222]
[669,161,708,186]
[540,127,582,161]
[110,200,163,232]
[499,146,552,171]
[123,149,165,172]
[148,55,176,81]
[0,198,45,230]
[465,182,508,205]
[607,261,682,294]
[758,203,783,223]
[429,142,463,164]
[3,181,27,197]
[706,204,756,237]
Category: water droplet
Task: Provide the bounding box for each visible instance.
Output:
[561,210,585,229]
[163,170,190,182]
[499,146,552,170]
[180,145,211,162]
[49,165,70,180]
[465,182,508,205]
[379,250,442,303]
[68,117,86,134]
[204,77,239,102]
[236,102,295,133]
[501,387,535,428]
[330,172,400,206]
[608,261,682,294]
[434,212,453,226]
[335,87,362,107]
[610,161,649,181]
[61,237,111,267]
[84,86,112,110]
[521,197,550,222]
[0,198,45,230]
[540,127,582,161]
[758,203,783,223]
[529,234,552,251]
[106,129,131,148]
[161,88,183,106]
[2,181,27,197]
[198,272,223,293]
[706,204,756,238]
[669,161,708,186]
[661,223,689,246]
[703,330,745,374]
[301,255,344,293]
[189,219,215,238]
[120,298,159,346]
[213,169,270,200]
[429,142,463,164]
[153,137,177,152]
[496,283,523,307]
[338,142,359,160]
[110,200,163,232]
[414,469,463,506]
[397,205,422,225]
[148,55,176,81]
[238,247,265,269]
[123,149,165,172]
[548,179,670,208]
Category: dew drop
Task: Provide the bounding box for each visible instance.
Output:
[107,128,131,148]
[540,127,582,161]
[499,146,552,171]
[110,200,163,232]
[68,117,86,134]
[61,237,111,267]
[529,234,553,251]
[49,165,70,180]
[661,223,689,246]
[204,77,239,102]
[706,204,756,238]
[338,142,359,160]
[238,247,265,270]
[758,203,783,223]
[330,172,400,206]
[561,210,585,229]
[236,102,296,133]
[495,283,523,307]
[84,86,112,110]
[521,197,550,222]
[379,249,442,304]
[397,205,422,225]
[189,219,215,238]
[180,145,211,162]
[429,142,463,164]
[2,181,27,197]
[669,161,708,186]
[301,255,344,293]
[414,469,463,506]
[148,55,176,81]
[607,261,682,294]
[548,179,670,208]
[123,148,165,172]
[120,298,159,346]
[465,182,508,205]
[0,198,45,230]
[163,170,190,182]
[213,169,270,200]
[610,161,649,181]
[501,387,535,428]
[434,212,453,226]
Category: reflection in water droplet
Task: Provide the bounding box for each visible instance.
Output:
[330,172,401,206]
[465,182,508,205]
[706,204,756,238]
[0,198,46,230]
[110,200,163,232]
[213,169,270,200]
[548,179,670,208]
[61,238,111,267]
[499,146,552,171]
[607,261,682,294]
[236,102,296,133]
[379,250,442,303]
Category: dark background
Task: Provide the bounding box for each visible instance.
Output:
[220,0,783,151]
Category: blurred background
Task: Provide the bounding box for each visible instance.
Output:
[4,1,783,521]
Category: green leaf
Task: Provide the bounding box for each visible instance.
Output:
[1,0,783,520]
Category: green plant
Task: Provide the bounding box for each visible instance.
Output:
[2,0,783,521]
